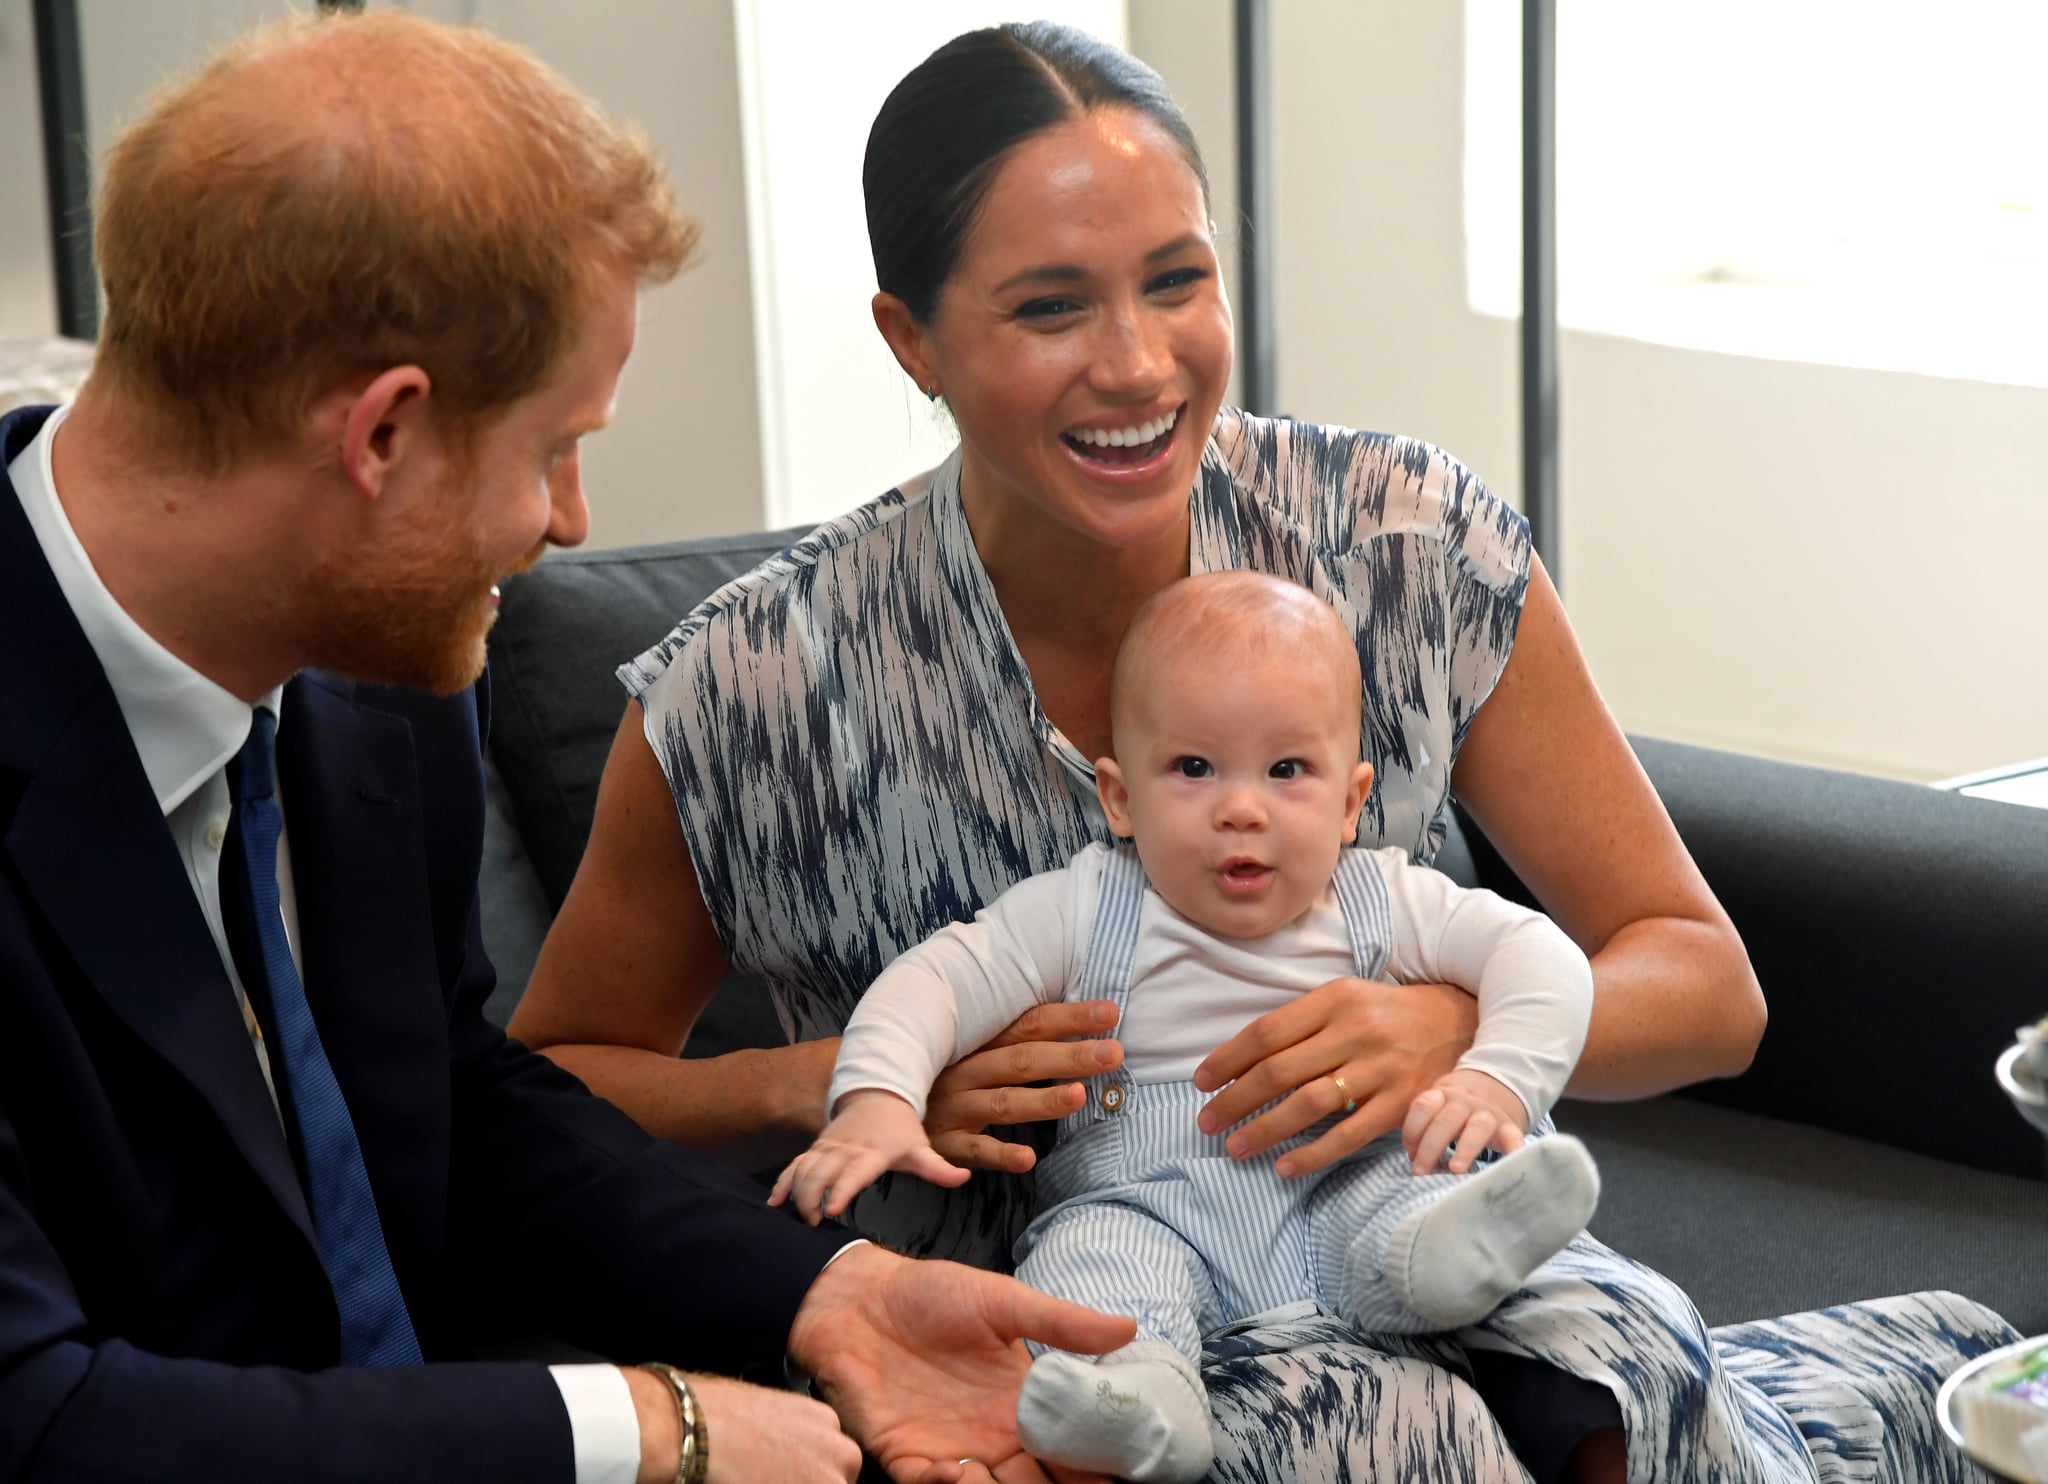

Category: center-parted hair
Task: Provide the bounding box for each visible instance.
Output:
[863,20,1208,326]
[93,11,694,471]
[1111,572,1367,747]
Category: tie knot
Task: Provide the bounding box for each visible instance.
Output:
[231,706,278,804]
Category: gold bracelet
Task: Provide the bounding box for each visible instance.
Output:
[639,1362,709,1484]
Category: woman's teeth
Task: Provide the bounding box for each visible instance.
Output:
[1068,408,1179,448]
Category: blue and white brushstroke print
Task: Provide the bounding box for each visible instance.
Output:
[623,408,2015,1479]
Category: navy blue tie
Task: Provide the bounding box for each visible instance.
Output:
[227,707,422,1366]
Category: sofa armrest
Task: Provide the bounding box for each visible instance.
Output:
[1450,737,2048,1178]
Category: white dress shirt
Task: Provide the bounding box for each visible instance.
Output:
[10,404,640,1484]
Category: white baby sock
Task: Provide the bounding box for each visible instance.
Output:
[1016,1342,1213,1484]
[1382,1133,1600,1329]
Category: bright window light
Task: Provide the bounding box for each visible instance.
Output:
[1465,1,2048,388]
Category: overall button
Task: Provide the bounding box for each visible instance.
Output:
[1100,1082,1126,1113]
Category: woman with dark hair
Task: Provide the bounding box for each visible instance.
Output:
[513,22,2013,1482]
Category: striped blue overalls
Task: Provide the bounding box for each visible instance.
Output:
[1008,848,1919,1484]
[1012,844,1563,1366]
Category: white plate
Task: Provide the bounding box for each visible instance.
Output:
[1998,1042,2048,1140]
[1937,1334,2048,1483]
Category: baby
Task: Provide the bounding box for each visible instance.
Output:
[772,571,1601,1484]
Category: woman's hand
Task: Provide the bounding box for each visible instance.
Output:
[1192,977,1478,1178]
[923,1001,1124,1173]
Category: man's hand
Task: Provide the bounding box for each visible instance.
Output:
[769,1091,968,1223]
[789,1244,1137,1484]
[625,1366,861,1484]
[1402,1067,1529,1175]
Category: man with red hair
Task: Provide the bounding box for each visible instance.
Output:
[0,12,1128,1483]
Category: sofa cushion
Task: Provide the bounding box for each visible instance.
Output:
[478,753,555,1028]
[1558,1095,2048,1331]
[482,528,813,1054]
[486,527,814,909]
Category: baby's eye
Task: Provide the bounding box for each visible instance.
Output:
[1175,757,1212,779]
[1269,759,1305,780]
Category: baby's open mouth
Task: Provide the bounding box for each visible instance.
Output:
[1062,406,1179,465]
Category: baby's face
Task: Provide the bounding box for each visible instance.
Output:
[1097,649,1373,939]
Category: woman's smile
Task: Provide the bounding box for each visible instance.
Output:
[1060,401,1186,480]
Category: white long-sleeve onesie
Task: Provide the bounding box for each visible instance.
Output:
[831,843,1592,1127]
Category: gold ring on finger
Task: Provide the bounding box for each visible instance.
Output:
[1327,1072,1356,1113]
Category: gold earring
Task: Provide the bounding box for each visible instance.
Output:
[925,382,940,402]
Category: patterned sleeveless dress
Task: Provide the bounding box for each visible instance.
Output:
[625,409,2012,1481]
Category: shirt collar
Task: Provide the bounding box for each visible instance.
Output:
[9,403,285,816]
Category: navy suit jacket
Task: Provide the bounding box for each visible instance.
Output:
[0,406,852,1481]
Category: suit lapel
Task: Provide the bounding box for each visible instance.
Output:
[0,415,319,1251]
[278,674,450,1277]
[2,408,448,1294]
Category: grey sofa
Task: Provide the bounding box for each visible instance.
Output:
[478,530,2048,1337]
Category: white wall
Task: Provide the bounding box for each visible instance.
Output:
[453,0,767,548]
[0,4,58,338]
[1260,2,2048,781]
[735,0,1127,530]
[1564,343,2046,777]
[79,0,300,136]
[1126,0,1240,411]
[2,0,306,343]
[11,0,764,551]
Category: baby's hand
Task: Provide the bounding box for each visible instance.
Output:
[1402,1068,1530,1176]
[767,1089,970,1224]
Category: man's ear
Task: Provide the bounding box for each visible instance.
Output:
[1095,757,1137,839]
[336,366,433,501]
[1341,761,1375,843]
[871,292,939,398]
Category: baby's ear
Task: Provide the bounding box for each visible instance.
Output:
[1341,761,1375,842]
[1095,757,1137,838]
